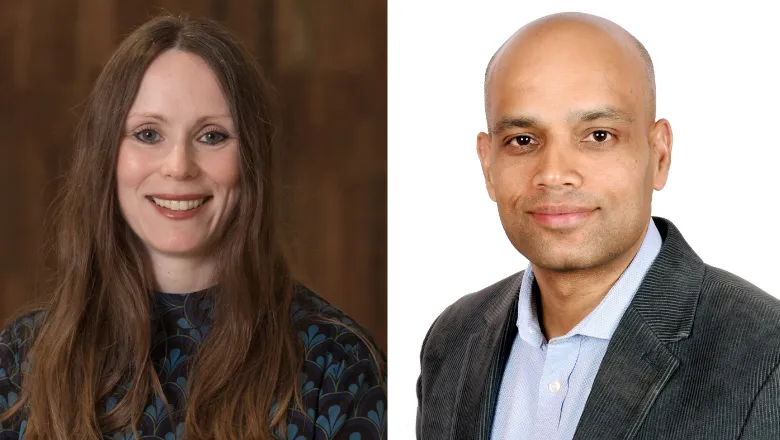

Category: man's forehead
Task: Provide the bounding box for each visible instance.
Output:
[489,105,637,134]
[484,14,655,123]
[487,70,644,126]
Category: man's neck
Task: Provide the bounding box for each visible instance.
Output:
[533,230,647,340]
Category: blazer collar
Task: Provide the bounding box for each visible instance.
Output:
[573,216,704,438]
[454,216,705,439]
[625,217,705,342]
[477,215,704,335]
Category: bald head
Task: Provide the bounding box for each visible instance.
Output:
[484,12,656,124]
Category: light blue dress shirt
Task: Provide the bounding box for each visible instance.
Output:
[490,219,663,440]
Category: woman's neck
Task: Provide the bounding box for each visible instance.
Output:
[149,251,218,294]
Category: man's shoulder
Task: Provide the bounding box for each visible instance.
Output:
[424,271,522,344]
[701,264,780,318]
[696,264,780,346]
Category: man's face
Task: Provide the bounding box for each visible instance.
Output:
[478,30,671,272]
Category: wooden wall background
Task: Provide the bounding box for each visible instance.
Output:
[0,0,387,349]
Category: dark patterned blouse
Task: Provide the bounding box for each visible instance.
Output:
[0,287,386,439]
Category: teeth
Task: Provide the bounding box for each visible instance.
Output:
[151,197,206,211]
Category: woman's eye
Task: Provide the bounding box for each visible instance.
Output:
[134,129,161,144]
[198,131,228,145]
[588,130,612,142]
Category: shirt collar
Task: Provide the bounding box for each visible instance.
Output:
[516,218,663,346]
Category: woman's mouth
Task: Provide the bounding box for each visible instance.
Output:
[149,196,210,211]
[145,195,213,219]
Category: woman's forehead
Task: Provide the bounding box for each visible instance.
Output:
[128,50,232,123]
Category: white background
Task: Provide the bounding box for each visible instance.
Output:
[388,1,780,437]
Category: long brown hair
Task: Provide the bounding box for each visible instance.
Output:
[1,14,301,440]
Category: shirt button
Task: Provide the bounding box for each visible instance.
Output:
[549,380,562,393]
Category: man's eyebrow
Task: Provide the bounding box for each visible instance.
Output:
[568,107,634,124]
[489,107,634,134]
[490,116,540,135]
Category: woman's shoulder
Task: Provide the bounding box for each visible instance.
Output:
[291,285,385,363]
[290,286,362,327]
[0,310,45,417]
[0,310,45,369]
[287,286,386,439]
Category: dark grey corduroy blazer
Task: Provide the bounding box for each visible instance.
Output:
[417,217,780,439]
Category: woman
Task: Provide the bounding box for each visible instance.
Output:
[0,14,385,440]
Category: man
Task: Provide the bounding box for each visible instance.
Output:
[416,12,780,440]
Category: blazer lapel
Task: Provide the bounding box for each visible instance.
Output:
[450,272,522,440]
[574,217,705,439]
[573,307,679,439]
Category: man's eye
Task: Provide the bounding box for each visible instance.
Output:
[511,135,535,146]
[588,130,612,142]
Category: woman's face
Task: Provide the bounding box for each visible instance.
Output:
[116,49,240,260]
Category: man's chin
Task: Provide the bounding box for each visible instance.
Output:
[522,245,603,272]
[531,257,597,273]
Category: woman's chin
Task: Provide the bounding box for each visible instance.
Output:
[146,239,210,259]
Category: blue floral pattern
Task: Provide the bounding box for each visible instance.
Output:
[0,287,386,439]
